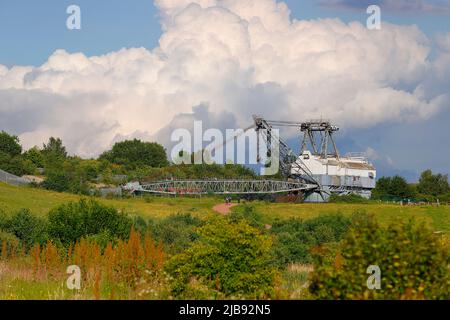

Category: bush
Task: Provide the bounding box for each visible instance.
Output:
[165,217,277,298]
[417,169,448,197]
[151,214,203,255]
[132,215,150,236]
[0,131,22,157]
[270,214,351,266]
[329,193,368,203]
[228,204,264,227]
[41,171,71,192]
[309,213,450,299]
[23,146,44,168]
[4,209,48,249]
[47,199,132,246]
[41,169,90,195]
[0,152,36,177]
[0,230,20,257]
[372,176,415,200]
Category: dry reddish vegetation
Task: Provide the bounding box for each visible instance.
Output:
[0,228,167,300]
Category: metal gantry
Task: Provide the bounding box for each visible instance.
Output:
[131,180,318,195]
[124,116,345,199]
[300,121,340,159]
[253,115,320,186]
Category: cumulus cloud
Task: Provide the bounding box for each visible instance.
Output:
[0,0,449,158]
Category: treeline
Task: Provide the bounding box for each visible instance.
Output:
[0,131,256,194]
[372,170,449,202]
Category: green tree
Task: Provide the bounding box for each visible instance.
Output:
[269,214,351,267]
[309,213,449,300]
[371,175,414,200]
[166,217,277,298]
[47,199,132,246]
[42,137,67,174]
[0,131,22,157]
[42,137,67,159]
[99,139,169,168]
[23,146,44,168]
[5,209,48,249]
[371,177,391,199]
[151,214,203,255]
[41,171,71,192]
[41,158,92,194]
[389,175,414,198]
[0,153,37,176]
[417,169,448,197]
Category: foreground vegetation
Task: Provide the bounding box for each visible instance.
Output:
[0,184,448,300]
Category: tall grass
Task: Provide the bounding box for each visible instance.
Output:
[0,228,167,300]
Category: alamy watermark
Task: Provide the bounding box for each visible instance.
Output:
[367,5,381,30]
[66,5,81,30]
[170,121,280,176]
[66,265,81,290]
[366,265,381,290]
[64,5,379,31]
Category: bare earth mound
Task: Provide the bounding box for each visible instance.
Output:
[213,203,237,215]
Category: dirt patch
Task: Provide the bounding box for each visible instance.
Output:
[213,203,237,215]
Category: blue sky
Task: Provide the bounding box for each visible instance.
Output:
[1,0,450,66]
[0,0,449,181]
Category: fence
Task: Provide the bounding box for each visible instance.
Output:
[0,169,30,187]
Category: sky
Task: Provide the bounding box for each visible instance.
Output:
[0,0,449,181]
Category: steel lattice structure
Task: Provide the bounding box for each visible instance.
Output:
[129,180,318,195]
[253,116,321,186]
[121,116,374,201]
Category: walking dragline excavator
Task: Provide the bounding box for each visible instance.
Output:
[253,115,376,202]
[124,115,376,202]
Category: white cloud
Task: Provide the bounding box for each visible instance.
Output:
[0,0,449,158]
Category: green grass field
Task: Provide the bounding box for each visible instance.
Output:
[242,201,450,233]
[1,182,449,234]
[0,183,220,219]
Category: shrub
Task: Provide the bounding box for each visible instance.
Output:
[417,169,448,197]
[270,214,351,266]
[5,209,48,249]
[329,193,368,203]
[372,176,415,200]
[0,211,8,230]
[47,199,132,246]
[151,214,203,255]
[23,146,44,168]
[41,169,91,195]
[41,171,71,192]
[0,152,36,177]
[0,131,22,157]
[0,230,20,258]
[309,213,450,299]
[132,215,150,236]
[228,204,264,227]
[165,217,277,298]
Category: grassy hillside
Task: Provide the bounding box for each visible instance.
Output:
[239,201,450,233]
[1,182,449,233]
[0,183,219,219]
